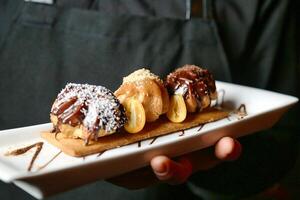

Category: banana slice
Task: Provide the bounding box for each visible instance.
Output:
[167,95,187,123]
[123,98,146,133]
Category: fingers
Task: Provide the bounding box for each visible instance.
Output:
[151,155,193,185]
[108,137,242,189]
[151,137,242,185]
[215,137,242,161]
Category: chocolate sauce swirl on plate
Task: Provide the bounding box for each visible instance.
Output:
[5,142,44,172]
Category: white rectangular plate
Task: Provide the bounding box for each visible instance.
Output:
[0,81,298,199]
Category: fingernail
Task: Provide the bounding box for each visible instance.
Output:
[154,163,169,176]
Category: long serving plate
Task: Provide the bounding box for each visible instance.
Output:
[0,81,298,199]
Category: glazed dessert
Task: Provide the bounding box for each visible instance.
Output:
[41,66,228,157]
[165,65,217,122]
[50,83,127,144]
[115,68,169,133]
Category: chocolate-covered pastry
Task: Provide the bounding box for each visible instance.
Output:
[42,67,228,157]
[50,83,127,144]
[165,65,217,112]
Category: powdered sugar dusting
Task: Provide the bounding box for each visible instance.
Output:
[123,68,162,84]
[51,83,127,135]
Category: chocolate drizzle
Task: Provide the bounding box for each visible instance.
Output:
[227,104,248,121]
[149,137,158,145]
[197,124,205,132]
[235,104,247,120]
[84,133,92,146]
[165,65,217,111]
[179,130,185,137]
[96,151,106,157]
[50,127,56,133]
[37,151,62,171]
[5,142,44,172]
[51,83,127,143]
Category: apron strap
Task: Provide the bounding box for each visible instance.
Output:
[186,0,214,20]
[24,0,96,8]
[55,0,95,9]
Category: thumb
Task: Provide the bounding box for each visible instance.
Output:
[215,137,242,161]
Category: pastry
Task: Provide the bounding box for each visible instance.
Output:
[50,83,127,145]
[165,65,217,122]
[41,66,229,157]
[115,68,169,132]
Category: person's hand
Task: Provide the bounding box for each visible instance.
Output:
[108,137,242,189]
